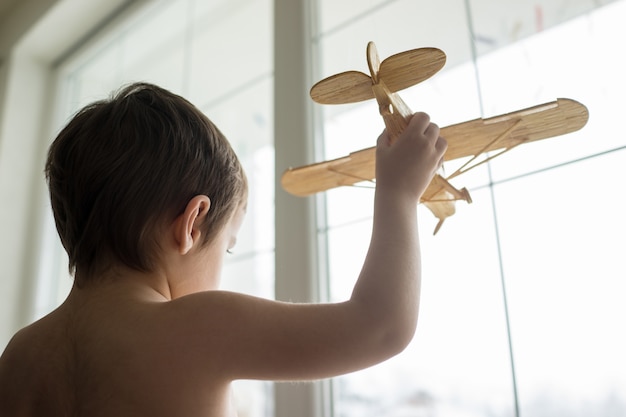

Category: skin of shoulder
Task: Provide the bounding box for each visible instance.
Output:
[0,315,78,416]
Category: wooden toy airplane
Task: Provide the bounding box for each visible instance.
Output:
[281,42,589,234]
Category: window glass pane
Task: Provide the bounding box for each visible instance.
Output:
[316,0,626,416]
[64,0,189,101]
[325,219,370,301]
[328,189,519,416]
[188,0,272,107]
[315,0,388,35]
[315,0,473,83]
[201,77,274,163]
[119,0,188,91]
[222,250,275,299]
[469,0,618,56]
[63,43,125,108]
[495,149,626,416]
[476,1,626,180]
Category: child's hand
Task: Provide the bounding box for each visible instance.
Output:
[375,112,447,203]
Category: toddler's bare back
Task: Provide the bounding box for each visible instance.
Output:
[0,285,236,417]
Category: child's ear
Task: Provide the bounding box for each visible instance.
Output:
[174,195,211,255]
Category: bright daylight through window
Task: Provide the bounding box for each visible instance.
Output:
[315,1,626,416]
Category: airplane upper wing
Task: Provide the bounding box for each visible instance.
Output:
[443,98,588,161]
[310,71,373,104]
[281,98,589,197]
[378,47,446,94]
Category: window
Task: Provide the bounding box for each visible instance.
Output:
[313,0,626,416]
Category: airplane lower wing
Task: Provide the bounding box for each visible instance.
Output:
[281,98,589,198]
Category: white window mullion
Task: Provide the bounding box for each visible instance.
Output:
[273,0,331,416]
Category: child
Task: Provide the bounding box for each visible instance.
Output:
[0,82,446,416]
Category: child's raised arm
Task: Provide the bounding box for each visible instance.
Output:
[168,112,446,383]
[350,111,446,349]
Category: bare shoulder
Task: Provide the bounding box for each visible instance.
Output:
[165,290,403,382]
[0,328,30,415]
[0,315,74,416]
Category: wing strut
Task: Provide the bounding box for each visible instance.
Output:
[446,119,524,180]
[327,166,376,187]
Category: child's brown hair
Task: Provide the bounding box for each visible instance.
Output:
[45,83,247,285]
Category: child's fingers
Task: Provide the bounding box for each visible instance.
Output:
[424,122,440,140]
[435,135,447,153]
[405,112,431,136]
[437,154,445,170]
[376,130,390,147]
